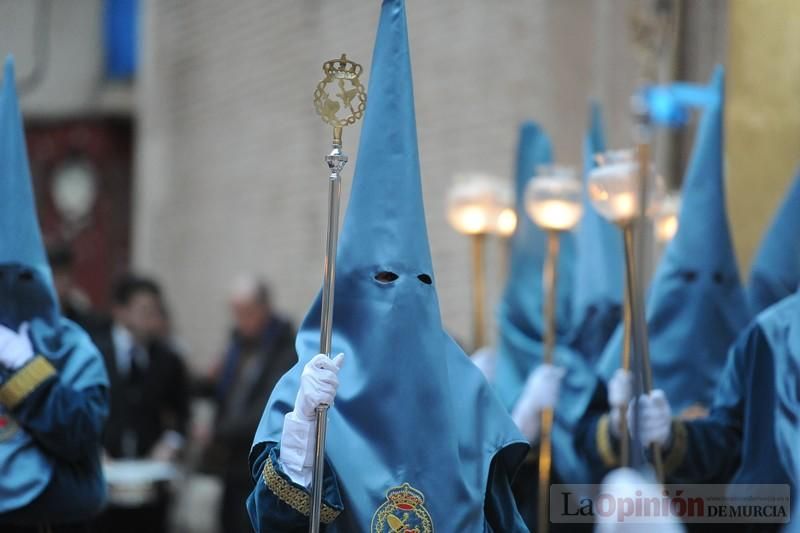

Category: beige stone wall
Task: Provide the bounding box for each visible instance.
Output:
[134,1,724,369]
[727,0,800,275]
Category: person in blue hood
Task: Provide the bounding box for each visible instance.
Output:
[246,1,529,531]
[0,57,110,532]
[631,286,800,532]
[747,167,800,316]
[577,66,751,477]
[490,120,601,530]
[568,102,624,363]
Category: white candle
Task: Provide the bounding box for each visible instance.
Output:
[527,198,583,231]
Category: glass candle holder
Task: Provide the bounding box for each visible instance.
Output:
[447,173,514,236]
[653,191,681,242]
[588,150,664,225]
[524,165,583,231]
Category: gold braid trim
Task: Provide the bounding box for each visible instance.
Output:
[262,455,340,524]
[0,356,56,409]
[596,414,620,468]
[663,419,688,476]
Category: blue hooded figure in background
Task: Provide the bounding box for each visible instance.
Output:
[491,121,599,530]
[247,1,530,531]
[568,102,624,362]
[747,167,800,315]
[594,66,748,417]
[576,66,751,483]
[658,283,800,533]
[493,121,577,411]
[0,57,110,529]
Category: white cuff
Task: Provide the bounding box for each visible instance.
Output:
[160,429,186,451]
[6,350,34,371]
[278,411,316,488]
[511,404,541,444]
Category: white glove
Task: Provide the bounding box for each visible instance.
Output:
[511,364,566,443]
[627,389,672,447]
[280,353,344,488]
[608,369,633,438]
[596,468,685,533]
[0,323,34,370]
[470,346,497,382]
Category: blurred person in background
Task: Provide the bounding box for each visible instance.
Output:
[201,275,296,533]
[47,243,99,332]
[92,275,190,533]
[151,294,191,361]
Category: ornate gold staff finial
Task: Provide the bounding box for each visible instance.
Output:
[313,53,367,146]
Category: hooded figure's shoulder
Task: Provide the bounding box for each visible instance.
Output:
[30,317,109,389]
[754,292,799,341]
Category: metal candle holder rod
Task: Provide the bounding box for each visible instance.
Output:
[538,230,561,533]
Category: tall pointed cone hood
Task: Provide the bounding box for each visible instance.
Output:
[0,56,58,328]
[494,122,579,406]
[494,122,598,484]
[0,56,109,518]
[596,66,749,412]
[747,168,800,314]
[666,66,738,275]
[569,103,624,360]
[335,0,431,276]
[253,2,525,529]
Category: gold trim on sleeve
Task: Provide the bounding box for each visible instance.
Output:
[597,414,620,468]
[262,454,340,524]
[663,419,688,476]
[0,356,56,409]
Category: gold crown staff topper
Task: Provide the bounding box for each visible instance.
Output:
[313,54,367,143]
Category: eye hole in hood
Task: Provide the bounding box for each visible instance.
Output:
[375,271,399,283]
[417,274,432,285]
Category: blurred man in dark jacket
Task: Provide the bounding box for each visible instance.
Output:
[93,275,190,533]
[205,276,295,533]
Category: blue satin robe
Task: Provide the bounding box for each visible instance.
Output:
[651,294,800,532]
[0,362,109,525]
[246,442,529,532]
[0,321,109,531]
[666,314,794,488]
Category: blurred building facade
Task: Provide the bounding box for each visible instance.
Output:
[134,0,728,367]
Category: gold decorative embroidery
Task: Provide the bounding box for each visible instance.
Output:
[0,356,56,409]
[596,414,620,468]
[663,419,688,476]
[371,483,433,533]
[262,455,340,524]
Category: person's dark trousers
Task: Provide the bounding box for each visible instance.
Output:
[91,498,169,533]
[220,476,255,533]
[4,525,90,533]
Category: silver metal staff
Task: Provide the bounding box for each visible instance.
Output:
[587,146,662,481]
[309,54,366,533]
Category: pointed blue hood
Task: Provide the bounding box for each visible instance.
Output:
[0,56,109,519]
[493,122,577,409]
[491,123,597,486]
[568,103,624,361]
[253,2,525,530]
[747,168,800,315]
[595,66,749,412]
[0,57,58,329]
